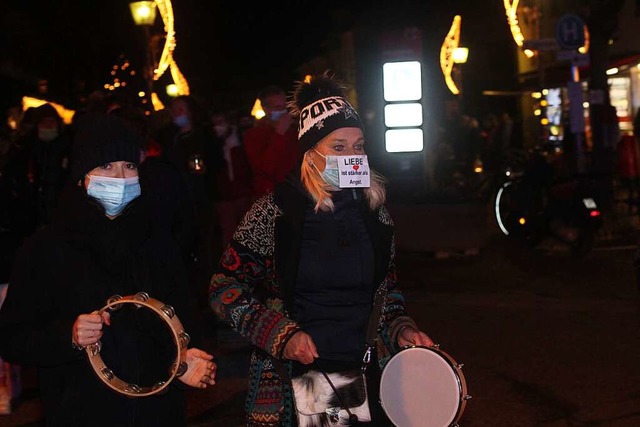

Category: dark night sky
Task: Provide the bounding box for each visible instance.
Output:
[0,1,517,115]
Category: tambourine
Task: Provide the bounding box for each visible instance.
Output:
[86,292,190,397]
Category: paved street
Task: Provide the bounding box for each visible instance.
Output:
[3,202,640,427]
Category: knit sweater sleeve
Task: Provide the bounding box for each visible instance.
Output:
[208,194,300,359]
[377,206,420,355]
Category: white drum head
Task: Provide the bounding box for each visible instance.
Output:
[380,346,463,427]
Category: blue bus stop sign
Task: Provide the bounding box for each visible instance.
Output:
[556,14,585,50]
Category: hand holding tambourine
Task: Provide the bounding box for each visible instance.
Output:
[72,292,216,396]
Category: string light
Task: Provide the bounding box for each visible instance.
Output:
[153,0,190,96]
[578,26,590,54]
[504,0,535,58]
[440,15,462,95]
[22,97,75,125]
[104,55,135,94]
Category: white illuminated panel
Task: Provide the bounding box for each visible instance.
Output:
[383,61,422,102]
[385,129,424,153]
[384,103,423,127]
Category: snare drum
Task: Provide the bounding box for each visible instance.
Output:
[379,345,470,427]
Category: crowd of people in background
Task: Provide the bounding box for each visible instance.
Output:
[432,98,521,199]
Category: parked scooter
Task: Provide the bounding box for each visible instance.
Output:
[493,144,602,255]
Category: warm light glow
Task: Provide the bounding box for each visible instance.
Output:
[129,1,157,26]
[473,157,483,173]
[440,15,462,95]
[154,2,174,79]
[22,97,75,125]
[138,91,146,98]
[151,92,165,110]
[540,100,548,107]
[130,0,190,96]
[519,217,526,225]
[504,0,535,58]
[578,25,590,53]
[452,47,469,64]
[251,99,265,119]
[166,84,179,97]
[534,109,542,116]
[541,118,549,125]
[606,67,619,75]
[531,92,542,99]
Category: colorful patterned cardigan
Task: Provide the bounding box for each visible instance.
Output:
[208,183,420,426]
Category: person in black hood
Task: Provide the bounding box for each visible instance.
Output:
[0,113,216,426]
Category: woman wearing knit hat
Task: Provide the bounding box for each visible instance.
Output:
[209,73,435,426]
[0,113,216,425]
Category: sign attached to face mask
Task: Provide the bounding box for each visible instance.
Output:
[337,155,370,188]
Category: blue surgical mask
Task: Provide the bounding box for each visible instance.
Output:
[86,175,141,217]
[270,109,287,121]
[313,150,340,188]
[173,114,190,128]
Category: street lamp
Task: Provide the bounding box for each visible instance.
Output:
[452,47,469,98]
[129,1,157,26]
[129,1,158,107]
[452,47,469,65]
[166,84,179,98]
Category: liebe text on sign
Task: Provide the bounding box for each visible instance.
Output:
[338,155,371,188]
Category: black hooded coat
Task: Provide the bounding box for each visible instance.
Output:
[0,183,194,426]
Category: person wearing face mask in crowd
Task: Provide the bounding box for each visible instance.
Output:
[154,95,224,314]
[242,85,301,199]
[17,103,72,227]
[210,110,253,253]
[0,113,217,425]
[208,73,435,426]
[155,95,222,207]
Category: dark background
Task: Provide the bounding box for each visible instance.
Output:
[0,0,518,117]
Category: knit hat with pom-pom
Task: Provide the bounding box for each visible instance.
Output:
[288,72,363,152]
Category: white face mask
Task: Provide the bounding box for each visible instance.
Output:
[313,150,371,188]
[86,175,141,217]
